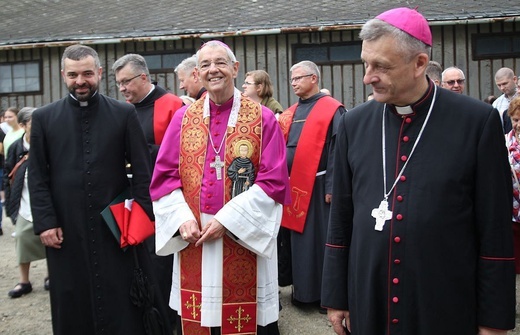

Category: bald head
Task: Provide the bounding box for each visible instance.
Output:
[494,67,517,98]
[495,67,514,81]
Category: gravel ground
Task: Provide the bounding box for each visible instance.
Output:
[0,217,332,335]
[0,215,519,335]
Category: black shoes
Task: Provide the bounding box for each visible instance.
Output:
[291,293,327,314]
[44,277,50,291]
[8,282,32,298]
[0,228,3,236]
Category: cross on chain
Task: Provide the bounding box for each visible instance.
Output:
[227,306,252,332]
[371,200,393,231]
[210,155,225,180]
[184,293,202,319]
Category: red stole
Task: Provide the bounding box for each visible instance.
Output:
[178,96,262,334]
[278,96,341,233]
[154,93,183,145]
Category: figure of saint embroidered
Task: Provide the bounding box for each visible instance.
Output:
[227,140,255,198]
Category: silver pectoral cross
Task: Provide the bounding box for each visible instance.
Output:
[371,199,393,231]
[210,155,225,180]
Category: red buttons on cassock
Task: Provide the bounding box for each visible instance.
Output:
[396,195,403,202]
[392,297,399,303]
[402,136,409,142]
[394,236,401,243]
[400,155,407,162]
[405,117,412,124]
[392,319,399,324]
[205,205,210,210]
[393,278,399,284]
[394,259,401,264]
[396,214,403,221]
[207,194,212,198]
[400,175,406,182]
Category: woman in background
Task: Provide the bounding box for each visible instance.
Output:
[242,70,284,117]
[5,107,48,298]
[506,95,520,274]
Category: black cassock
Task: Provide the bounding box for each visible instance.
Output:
[285,92,345,303]
[322,83,516,334]
[29,93,171,335]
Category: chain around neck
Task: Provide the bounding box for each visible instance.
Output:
[382,85,437,200]
[205,87,242,155]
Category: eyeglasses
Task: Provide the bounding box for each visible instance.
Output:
[116,74,141,88]
[443,79,465,86]
[243,81,256,86]
[198,60,231,72]
[290,74,313,84]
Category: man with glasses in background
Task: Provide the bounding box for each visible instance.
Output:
[112,53,184,332]
[278,60,346,314]
[441,66,466,94]
[492,67,517,133]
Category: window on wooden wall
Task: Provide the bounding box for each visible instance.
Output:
[292,42,362,65]
[472,33,520,60]
[0,60,42,95]
[142,51,195,73]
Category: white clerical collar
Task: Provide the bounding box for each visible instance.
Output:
[69,91,98,107]
[138,85,155,103]
[395,105,414,115]
[203,88,241,128]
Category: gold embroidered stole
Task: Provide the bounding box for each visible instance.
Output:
[179,96,262,334]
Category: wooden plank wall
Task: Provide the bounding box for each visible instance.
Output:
[0,21,519,112]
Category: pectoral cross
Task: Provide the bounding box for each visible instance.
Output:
[210,155,225,180]
[371,199,392,231]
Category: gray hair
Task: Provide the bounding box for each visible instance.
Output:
[426,61,443,82]
[360,19,432,62]
[175,55,197,74]
[17,107,36,126]
[442,66,465,80]
[61,45,101,70]
[112,53,150,78]
[195,40,237,66]
[290,61,321,84]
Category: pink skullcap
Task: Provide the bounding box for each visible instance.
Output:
[200,40,232,51]
[375,7,432,46]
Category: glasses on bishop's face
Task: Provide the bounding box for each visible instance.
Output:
[290,74,314,84]
[116,74,142,88]
[443,79,465,86]
[198,59,232,72]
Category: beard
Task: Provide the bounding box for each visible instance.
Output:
[68,83,98,102]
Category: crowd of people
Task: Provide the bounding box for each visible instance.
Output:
[0,6,519,335]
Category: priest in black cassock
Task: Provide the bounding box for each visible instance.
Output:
[29,45,172,335]
[321,7,516,335]
[113,53,184,330]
